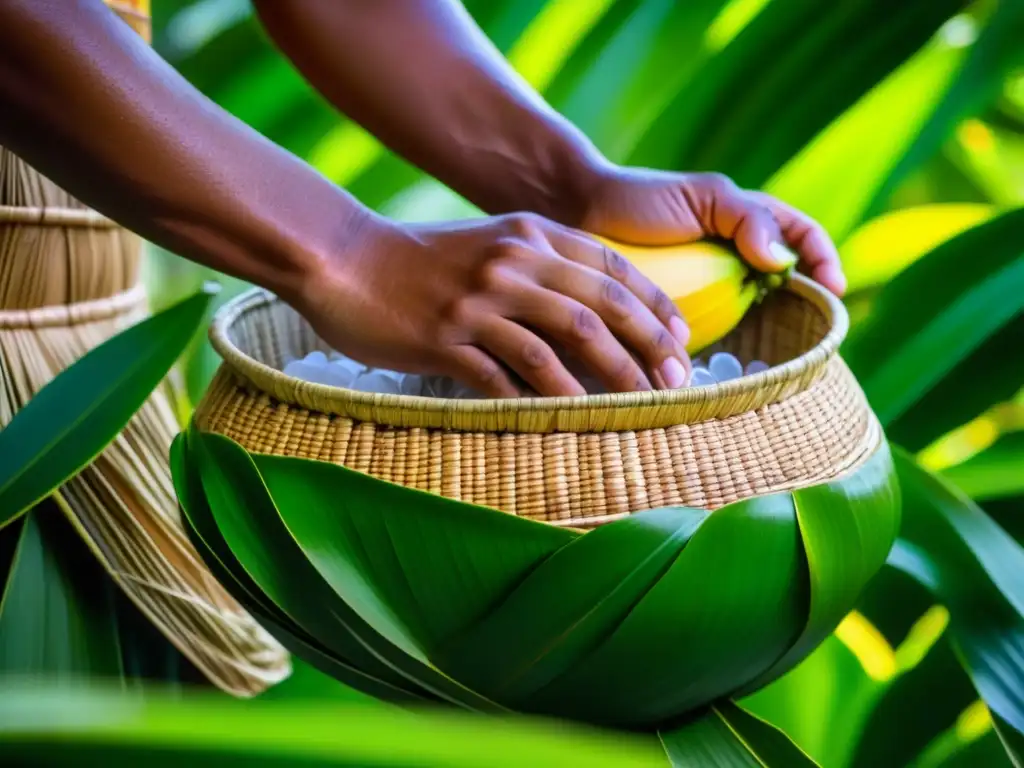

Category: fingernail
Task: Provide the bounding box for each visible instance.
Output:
[669,316,690,347]
[768,242,798,269]
[661,357,687,389]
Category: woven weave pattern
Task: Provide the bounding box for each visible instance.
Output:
[198,357,876,526]
[0,3,288,691]
[196,276,875,526]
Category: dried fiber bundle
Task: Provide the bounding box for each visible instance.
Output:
[0,118,288,696]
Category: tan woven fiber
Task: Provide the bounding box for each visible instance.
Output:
[0,0,288,693]
[197,274,880,526]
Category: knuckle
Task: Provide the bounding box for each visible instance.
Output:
[471,356,502,386]
[602,246,630,281]
[652,288,675,318]
[601,277,631,313]
[521,340,554,370]
[610,355,639,388]
[570,306,602,342]
[652,329,675,357]
[505,211,544,239]
[701,172,736,193]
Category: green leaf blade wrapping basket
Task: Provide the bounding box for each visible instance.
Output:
[177,273,901,729]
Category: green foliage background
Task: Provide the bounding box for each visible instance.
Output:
[2,0,1024,766]
[144,0,1024,762]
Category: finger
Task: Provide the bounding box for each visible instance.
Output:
[682,176,788,275]
[473,316,587,397]
[508,284,659,393]
[750,192,846,296]
[443,345,521,398]
[544,226,691,349]
[537,258,690,390]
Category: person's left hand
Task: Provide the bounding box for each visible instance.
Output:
[577,165,846,298]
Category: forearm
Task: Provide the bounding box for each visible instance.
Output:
[253,0,606,224]
[0,0,373,306]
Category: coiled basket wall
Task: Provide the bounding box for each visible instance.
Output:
[177,273,901,730]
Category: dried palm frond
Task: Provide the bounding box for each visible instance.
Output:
[0,147,289,695]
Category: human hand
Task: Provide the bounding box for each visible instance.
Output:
[298,212,692,398]
[577,165,846,297]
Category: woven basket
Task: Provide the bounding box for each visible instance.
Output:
[195,273,881,527]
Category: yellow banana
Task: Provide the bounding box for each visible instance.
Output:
[593,237,789,354]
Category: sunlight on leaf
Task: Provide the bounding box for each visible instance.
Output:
[505,0,615,91]
[704,0,773,52]
[766,34,968,240]
[839,203,996,294]
[834,611,897,682]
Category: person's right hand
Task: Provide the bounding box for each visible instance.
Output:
[297,211,692,398]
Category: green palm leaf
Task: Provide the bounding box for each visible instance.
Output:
[0,681,668,768]
[887,448,1024,752]
[0,286,216,529]
[660,702,818,767]
[629,0,964,186]
[172,424,899,736]
[842,207,1024,429]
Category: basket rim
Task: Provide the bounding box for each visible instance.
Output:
[206,272,849,432]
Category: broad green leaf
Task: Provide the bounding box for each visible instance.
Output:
[993,711,1024,765]
[765,26,968,240]
[842,208,1024,427]
[741,634,878,767]
[942,432,1024,502]
[848,634,976,768]
[0,287,216,528]
[854,565,938,649]
[186,429,431,701]
[659,701,819,767]
[251,447,576,658]
[931,726,1015,768]
[866,0,1024,217]
[521,493,805,727]
[839,203,995,294]
[888,449,1024,746]
[436,505,709,703]
[0,682,667,768]
[542,0,728,158]
[631,0,963,189]
[207,433,573,712]
[886,319,1024,454]
[744,443,901,693]
[256,658,374,705]
[0,503,122,679]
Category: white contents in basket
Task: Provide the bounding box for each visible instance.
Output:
[282,349,771,397]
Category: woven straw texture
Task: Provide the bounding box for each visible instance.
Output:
[0,0,287,696]
[197,275,880,527]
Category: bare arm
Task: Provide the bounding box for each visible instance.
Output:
[253,0,845,294]
[0,0,693,396]
[252,0,604,224]
[0,0,367,306]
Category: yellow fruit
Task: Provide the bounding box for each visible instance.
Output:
[593,237,777,354]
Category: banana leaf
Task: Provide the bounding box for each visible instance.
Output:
[0,502,121,679]
[170,423,898,760]
[842,207,1024,430]
[941,432,1024,503]
[886,448,1024,757]
[0,286,216,529]
[740,634,878,766]
[864,0,1024,218]
[629,0,965,188]
[846,633,977,768]
[0,681,668,768]
[838,203,996,294]
[885,319,1024,454]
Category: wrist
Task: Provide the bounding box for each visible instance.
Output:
[464,111,611,228]
[289,203,400,319]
